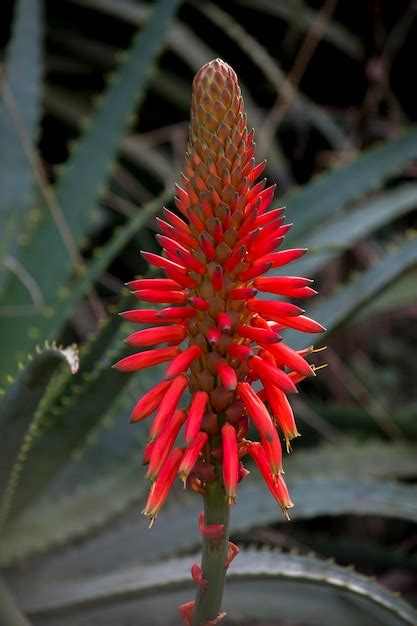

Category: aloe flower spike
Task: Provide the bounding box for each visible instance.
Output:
[114,58,324,625]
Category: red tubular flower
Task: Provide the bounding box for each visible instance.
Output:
[126,278,181,290]
[261,425,283,479]
[250,248,307,271]
[230,287,257,300]
[263,384,300,451]
[142,441,154,465]
[125,325,187,348]
[237,382,275,442]
[247,442,293,518]
[130,379,171,423]
[228,344,253,361]
[157,306,195,321]
[217,313,231,332]
[120,309,161,324]
[259,340,314,378]
[115,59,323,525]
[185,392,209,444]
[147,409,186,480]
[132,289,188,304]
[238,324,279,344]
[247,299,304,317]
[112,346,179,372]
[143,448,183,526]
[149,374,188,441]
[188,296,209,311]
[249,355,298,395]
[272,314,326,333]
[165,345,202,380]
[216,361,237,391]
[254,275,312,292]
[207,328,222,345]
[179,431,208,484]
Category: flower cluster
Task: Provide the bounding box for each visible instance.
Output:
[114,59,324,525]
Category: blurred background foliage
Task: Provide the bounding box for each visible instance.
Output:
[0,0,417,624]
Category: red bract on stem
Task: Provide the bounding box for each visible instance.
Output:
[114,59,324,626]
[221,424,239,505]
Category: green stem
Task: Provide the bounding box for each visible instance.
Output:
[192,477,230,625]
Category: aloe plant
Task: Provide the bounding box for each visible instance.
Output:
[1,0,417,625]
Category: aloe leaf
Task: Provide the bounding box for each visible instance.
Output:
[11,550,416,625]
[37,302,127,419]
[0,0,181,383]
[287,182,417,277]
[285,477,417,522]
[35,362,159,503]
[5,320,133,518]
[288,235,417,350]
[44,192,170,340]
[42,0,178,253]
[294,532,417,573]
[0,342,79,527]
[121,478,416,566]
[0,456,142,566]
[6,289,171,519]
[229,549,415,625]
[0,0,42,287]
[4,473,416,588]
[0,577,32,626]
[46,86,177,185]
[0,302,126,523]
[287,440,417,479]
[308,402,417,440]
[356,269,417,318]
[285,128,417,244]
[3,441,416,567]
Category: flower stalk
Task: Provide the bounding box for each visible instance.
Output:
[192,476,230,626]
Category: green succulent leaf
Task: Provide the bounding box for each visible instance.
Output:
[285,128,417,244]
[0,577,32,626]
[43,192,170,340]
[286,440,417,479]
[10,550,416,625]
[5,291,169,521]
[0,0,43,288]
[288,182,417,277]
[0,456,142,566]
[308,402,417,440]
[4,319,132,518]
[3,441,416,567]
[0,342,79,527]
[288,234,417,350]
[356,269,417,318]
[0,0,181,383]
